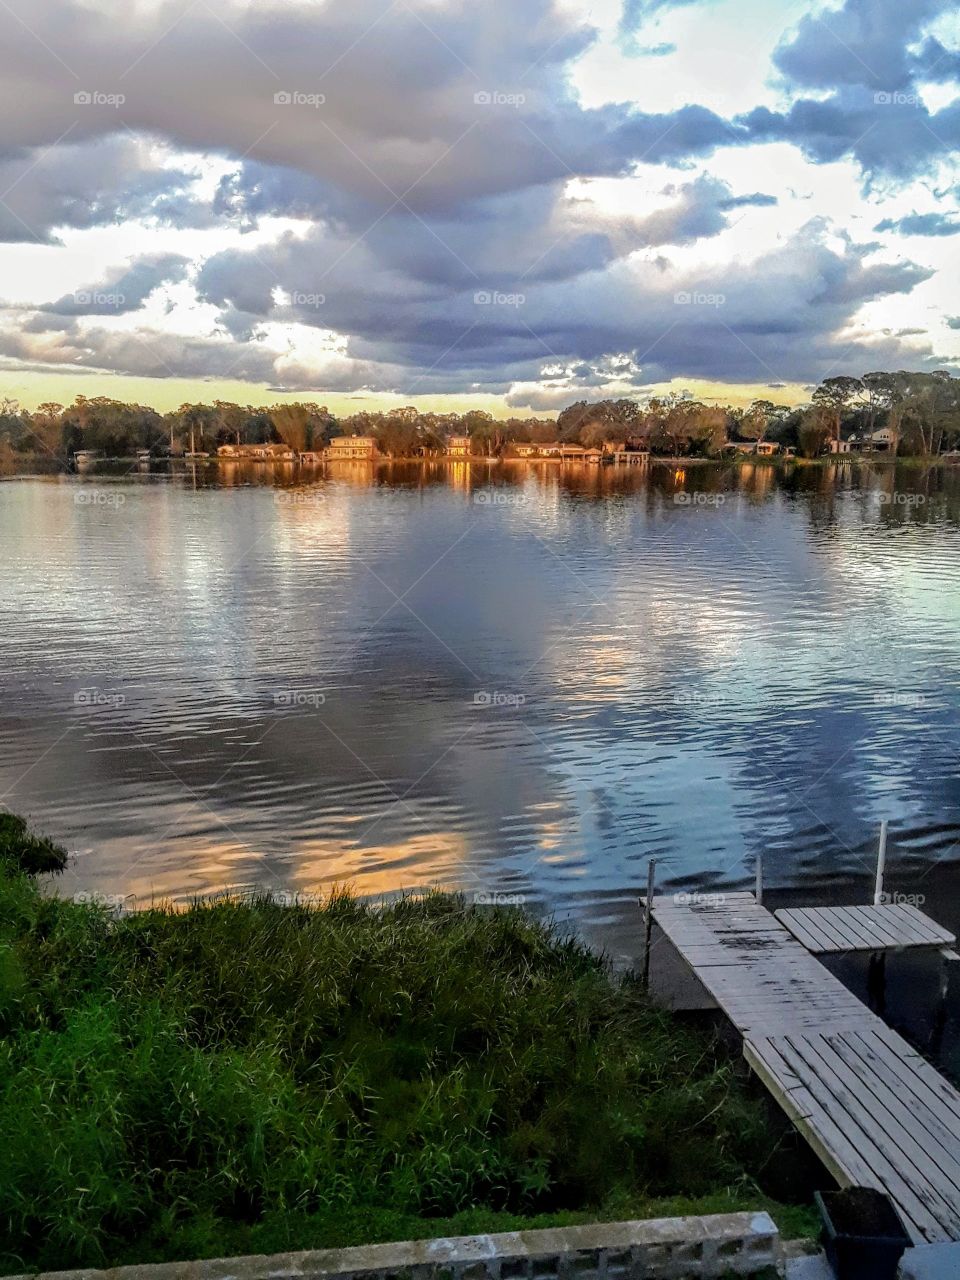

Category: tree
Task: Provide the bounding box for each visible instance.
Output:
[812,377,863,447]
[214,401,247,446]
[738,399,788,443]
[798,404,832,457]
[271,404,311,452]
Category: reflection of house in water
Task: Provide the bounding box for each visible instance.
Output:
[324,435,380,461]
[446,435,472,457]
[446,461,473,493]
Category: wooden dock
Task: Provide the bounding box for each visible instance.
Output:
[650,892,960,1244]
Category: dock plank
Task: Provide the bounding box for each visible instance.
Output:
[651,894,960,1245]
[774,903,955,955]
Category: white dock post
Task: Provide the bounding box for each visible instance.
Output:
[755,851,764,906]
[641,859,656,990]
[873,820,888,906]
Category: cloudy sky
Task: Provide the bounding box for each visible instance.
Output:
[0,0,957,415]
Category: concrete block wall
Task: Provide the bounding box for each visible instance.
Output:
[10,1212,783,1280]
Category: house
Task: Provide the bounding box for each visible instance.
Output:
[828,439,854,454]
[868,427,898,453]
[613,448,649,464]
[559,444,586,460]
[446,435,472,457]
[724,442,757,455]
[325,435,379,461]
[756,441,780,456]
[513,442,540,458]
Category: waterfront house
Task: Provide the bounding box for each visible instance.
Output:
[326,435,379,461]
[868,427,898,453]
[756,441,780,456]
[513,442,540,458]
[560,444,587,460]
[828,439,854,454]
[447,435,472,457]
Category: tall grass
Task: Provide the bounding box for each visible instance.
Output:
[0,815,797,1272]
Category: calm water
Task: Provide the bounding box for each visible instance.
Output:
[3,459,960,967]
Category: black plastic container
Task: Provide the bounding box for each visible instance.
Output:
[815,1187,911,1280]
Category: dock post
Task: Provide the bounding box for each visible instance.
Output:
[755,851,764,906]
[873,819,888,906]
[641,859,656,991]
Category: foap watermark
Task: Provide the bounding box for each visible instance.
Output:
[74,90,125,108]
[873,691,927,709]
[474,289,525,307]
[473,489,528,506]
[274,90,326,108]
[473,891,526,906]
[74,688,126,709]
[74,489,126,507]
[274,490,326,506]
[74,290,125,309]
[673,491,726,506]
[875,91,920,107]
[879,890,926,908]
[73,890,131,911]
[878,491,926,507]
[291,291,325,308]
[673,890,726,907]
[473,90,526,107]
[673,690,724,708]
[473,690,526,708]
[674,290,725,307]
[273,690,326,709]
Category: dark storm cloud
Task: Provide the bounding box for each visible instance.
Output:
[740,0,960,182]
[773,0,950,92]
[874,212,960,237]
[0,0,953,398]
[186,215,936,395]
[39,254,191,315]
[0,136,207,243]
[0,0,740,222]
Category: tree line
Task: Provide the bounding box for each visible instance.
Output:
[1,370,958,465]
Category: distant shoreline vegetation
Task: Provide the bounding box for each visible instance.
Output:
[1,369,959,474]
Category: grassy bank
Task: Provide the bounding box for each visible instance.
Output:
[0,814,816,1274]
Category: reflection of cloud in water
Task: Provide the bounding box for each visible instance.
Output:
[3,463,960,936]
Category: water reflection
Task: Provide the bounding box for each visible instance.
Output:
[1,459,959,947]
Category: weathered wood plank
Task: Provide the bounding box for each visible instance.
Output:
[652,893,960,1245]
[777,1035,953,1243]
[774,904,955,954]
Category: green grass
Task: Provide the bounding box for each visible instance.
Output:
[0,814,816,1274]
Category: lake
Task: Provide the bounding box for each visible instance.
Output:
[2,458,960,967]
